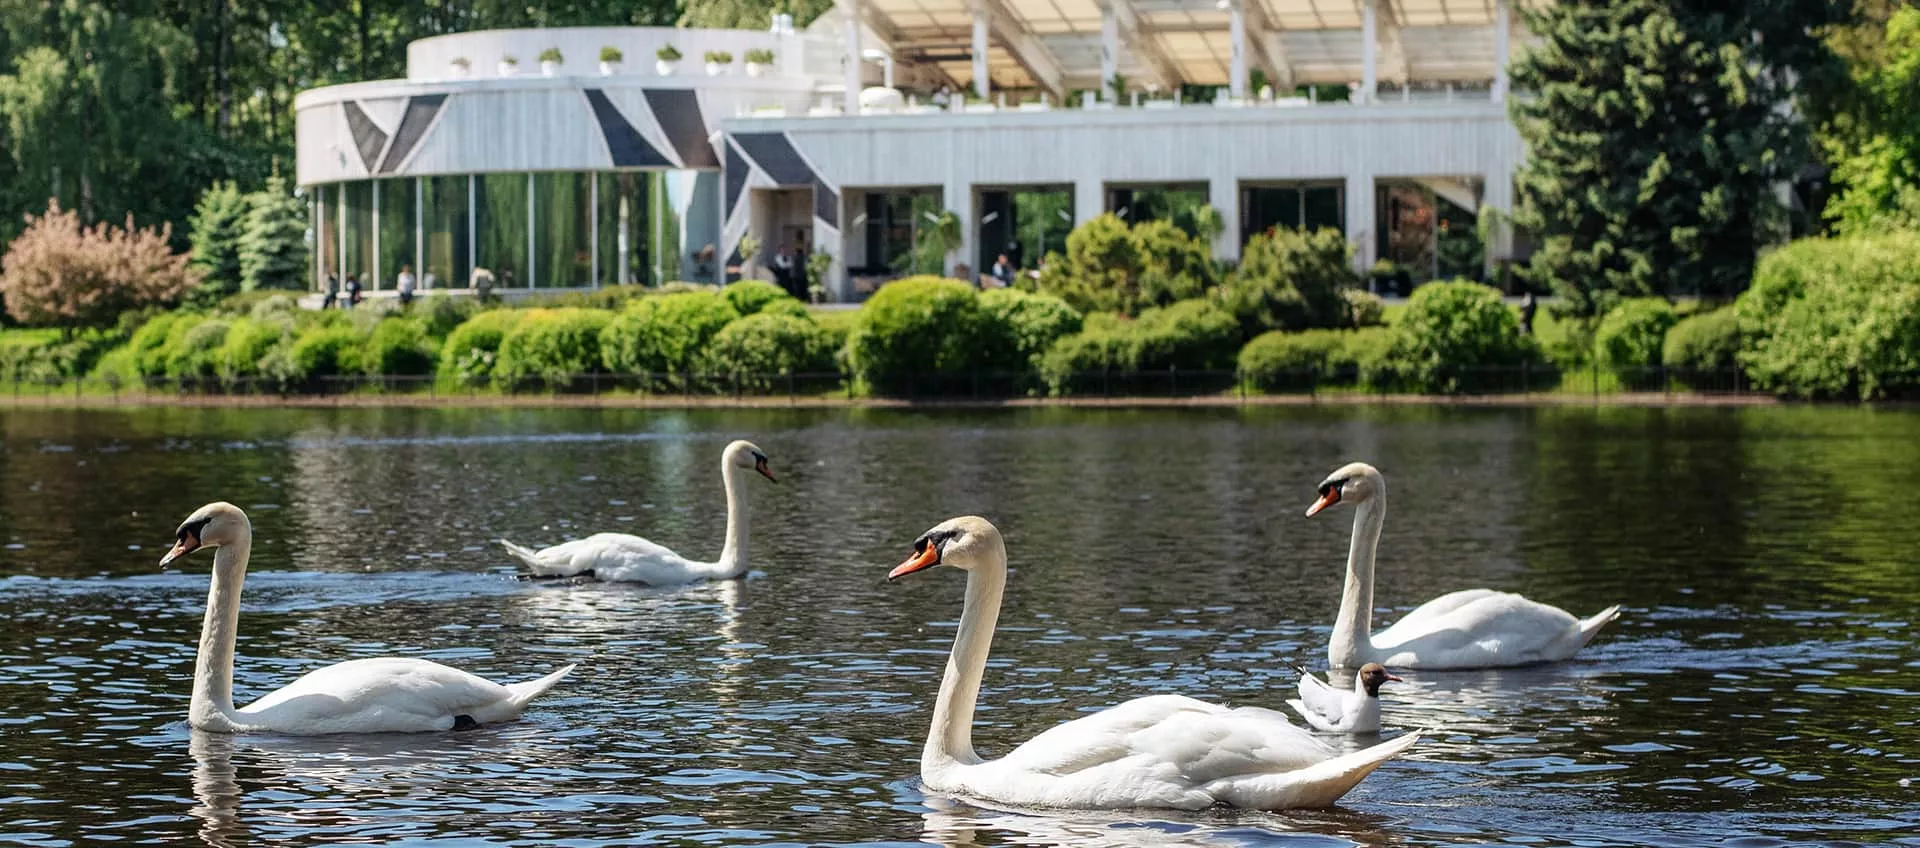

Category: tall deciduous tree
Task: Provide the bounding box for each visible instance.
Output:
[0,200,200,333]
[1821,4,1920,234]
[1510,0,1848,315]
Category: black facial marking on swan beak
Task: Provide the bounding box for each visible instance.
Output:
[752,451,776,483]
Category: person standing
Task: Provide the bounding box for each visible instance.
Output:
[397,264,416,307]
[1520,291,1538,336]
[345,274,362,308]
[773,247,796,298]
[322,271,339,310]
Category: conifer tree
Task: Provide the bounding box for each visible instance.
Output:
[238,176,309,292]
[188,181,251,298]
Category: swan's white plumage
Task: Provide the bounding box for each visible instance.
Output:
[896,516,1418,811]
[166,502,575,735]
[1310,462,1622,670]
[499,440,772,585]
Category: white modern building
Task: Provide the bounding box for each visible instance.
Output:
[294,0,1528,302]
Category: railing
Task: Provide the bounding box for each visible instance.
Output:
[0,365,1770,405]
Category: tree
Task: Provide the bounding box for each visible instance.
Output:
[1510,0,1848,315]
[1821,5,1920,234]
[0,200,200,334]
[189,180,251,297]
[238,176,309,291]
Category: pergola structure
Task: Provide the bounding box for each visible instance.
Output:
[833,0,1524,110]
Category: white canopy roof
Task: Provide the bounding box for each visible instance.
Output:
[832,0,1526,94]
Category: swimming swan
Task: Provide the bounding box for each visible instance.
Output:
[1287,663,1400,734]
[1308,462,1621,670]
[888,516,1421,810]
[500,440,775,585]
[164,502,575,735]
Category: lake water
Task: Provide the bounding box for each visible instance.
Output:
[0,405,1916,846]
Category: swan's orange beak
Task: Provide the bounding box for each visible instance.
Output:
[1306,486,1341,517]
[160,534,200,568]
[755,456,776,483]
[888,543,941,581]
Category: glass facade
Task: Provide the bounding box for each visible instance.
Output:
[312,170,717,291]
[859,189,943,276]
[1242,183,1345,241]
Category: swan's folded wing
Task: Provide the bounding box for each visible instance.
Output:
[999,695,1335,783]
[546,533,701,584]
[237,657,518,729]
[1378,588,1508,636]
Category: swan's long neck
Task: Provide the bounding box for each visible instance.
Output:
[923,543,1006,777]
[191,532,252,732]
[1330,491,1385,669]
[712,461,750,578]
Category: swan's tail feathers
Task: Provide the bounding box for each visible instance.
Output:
[506,663,576,709]
[1212,730,1422,810]
[1577,605,1623,648]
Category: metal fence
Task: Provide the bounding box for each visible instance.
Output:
[0,365,1770,404]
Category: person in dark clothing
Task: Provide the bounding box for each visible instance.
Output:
[990,254,1014,288]
[322,272,339,310]
[345,274,362,308]
[1519,291,1538,336]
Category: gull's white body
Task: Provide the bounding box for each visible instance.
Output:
[1316,463,1621,671]
[1287,669,1380,734]
[902,517,1420,811]
[500,440,767,585]
[173,503,574,735]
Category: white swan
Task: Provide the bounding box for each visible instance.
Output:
[888,516,1421,810]
[163,502,575,735]
[500,440,775,585]
[1307,462,1622,670]
[1287,663,1399,734]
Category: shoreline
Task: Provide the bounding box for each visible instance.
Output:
[0,390,1783,410]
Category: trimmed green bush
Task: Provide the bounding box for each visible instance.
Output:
[289,325,361,381]
[1662,307,1741,388]
[1736,232,1920,399]
[1338,325,1405,389]
[721,279,798,316]
[213,317,290,381]
[978,288,1082,372]
[1343,289,1386,327]
[1032,214,1218,316]
[600,291,741,375]
[702,312,838,388]
[497,308,614,383]
[127,313,185,377]
[163,317,232,380]
[1132,220,1218,309]
[439,309,524,381]
[1594,297,1678,388]
[1222,227,1358,337]
[521,284,657,311]
[1390,281,1537,393]
[758,298,811,319]
[1129,299,1241,371]
[1238,329,1346,391]
[416,294,481,339]
[845,276,990,393]
[361,318,436,376]
[0,328,114,382]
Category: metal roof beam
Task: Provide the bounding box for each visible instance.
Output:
[1240,0,1294,92]
[1103,0,1181,91]
[978,0,1068,99]
[1376,0,1409,85]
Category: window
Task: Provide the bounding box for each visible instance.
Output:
[342,181,374,289]
[422,175,470,289]
[476,173,528,288]
[861,189,942,275]
[534,172,592,288]
[596,172,650,286]
[376,178,415,290]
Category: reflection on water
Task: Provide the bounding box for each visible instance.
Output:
[1,405,1918,846]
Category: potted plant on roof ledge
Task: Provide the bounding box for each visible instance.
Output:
[704,50,733,76]
[498,55,519,77]
[539,47,563,76]
[599,46,624,76]
[656,44,682,76]
[449,56,471,78]
[743,48,774,77]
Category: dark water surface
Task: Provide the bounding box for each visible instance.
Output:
[0,405,1916,846]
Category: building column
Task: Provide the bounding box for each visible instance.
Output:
[1228,0,1248,101]
[1361,0,1378,104]
[971,0,991,99]
[526,172,536,288]
[844,0,863,114]
[1210,175,1240,262]
[1345,173,1375,275]
[1074,179,1105,226]
[589,175,599,286]
[1491,0,1511,103]
[466,174,476,287]
[311,192,321,290]
[1100,9,1119,101]
[946,180,975,281]
[371,182,381,289]
[414,177,424,288]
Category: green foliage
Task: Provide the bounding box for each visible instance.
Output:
[289,326,362,381]
[1509,0,1845,315]
[600,291,741,374]
[521,284,656,310]
[1221,228,1358,336]
[212,316,289,381]
[1037,300,1240,392]
[1662,307,1742,388]
[721,279,798,316]
[845,276,989,392]
[1593,298,1679,387]
[1389,281,1537,392]
[238,176,310,292]
[162,316,231,380]
[438,309,524,381]
[1735,232,1920,399]
[124,312,184,377]
[361,318,436,376]
[977,288,1082,372]
[415,294,481,339]
[702,312,838,387]
[1343,289,1386,327]
[1237,329,1346,391]
[0,327,119,381]
[188,181,251,299]
[1822,8,1920,235]
[1032,213,1222,316]
[496,308,615,383]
